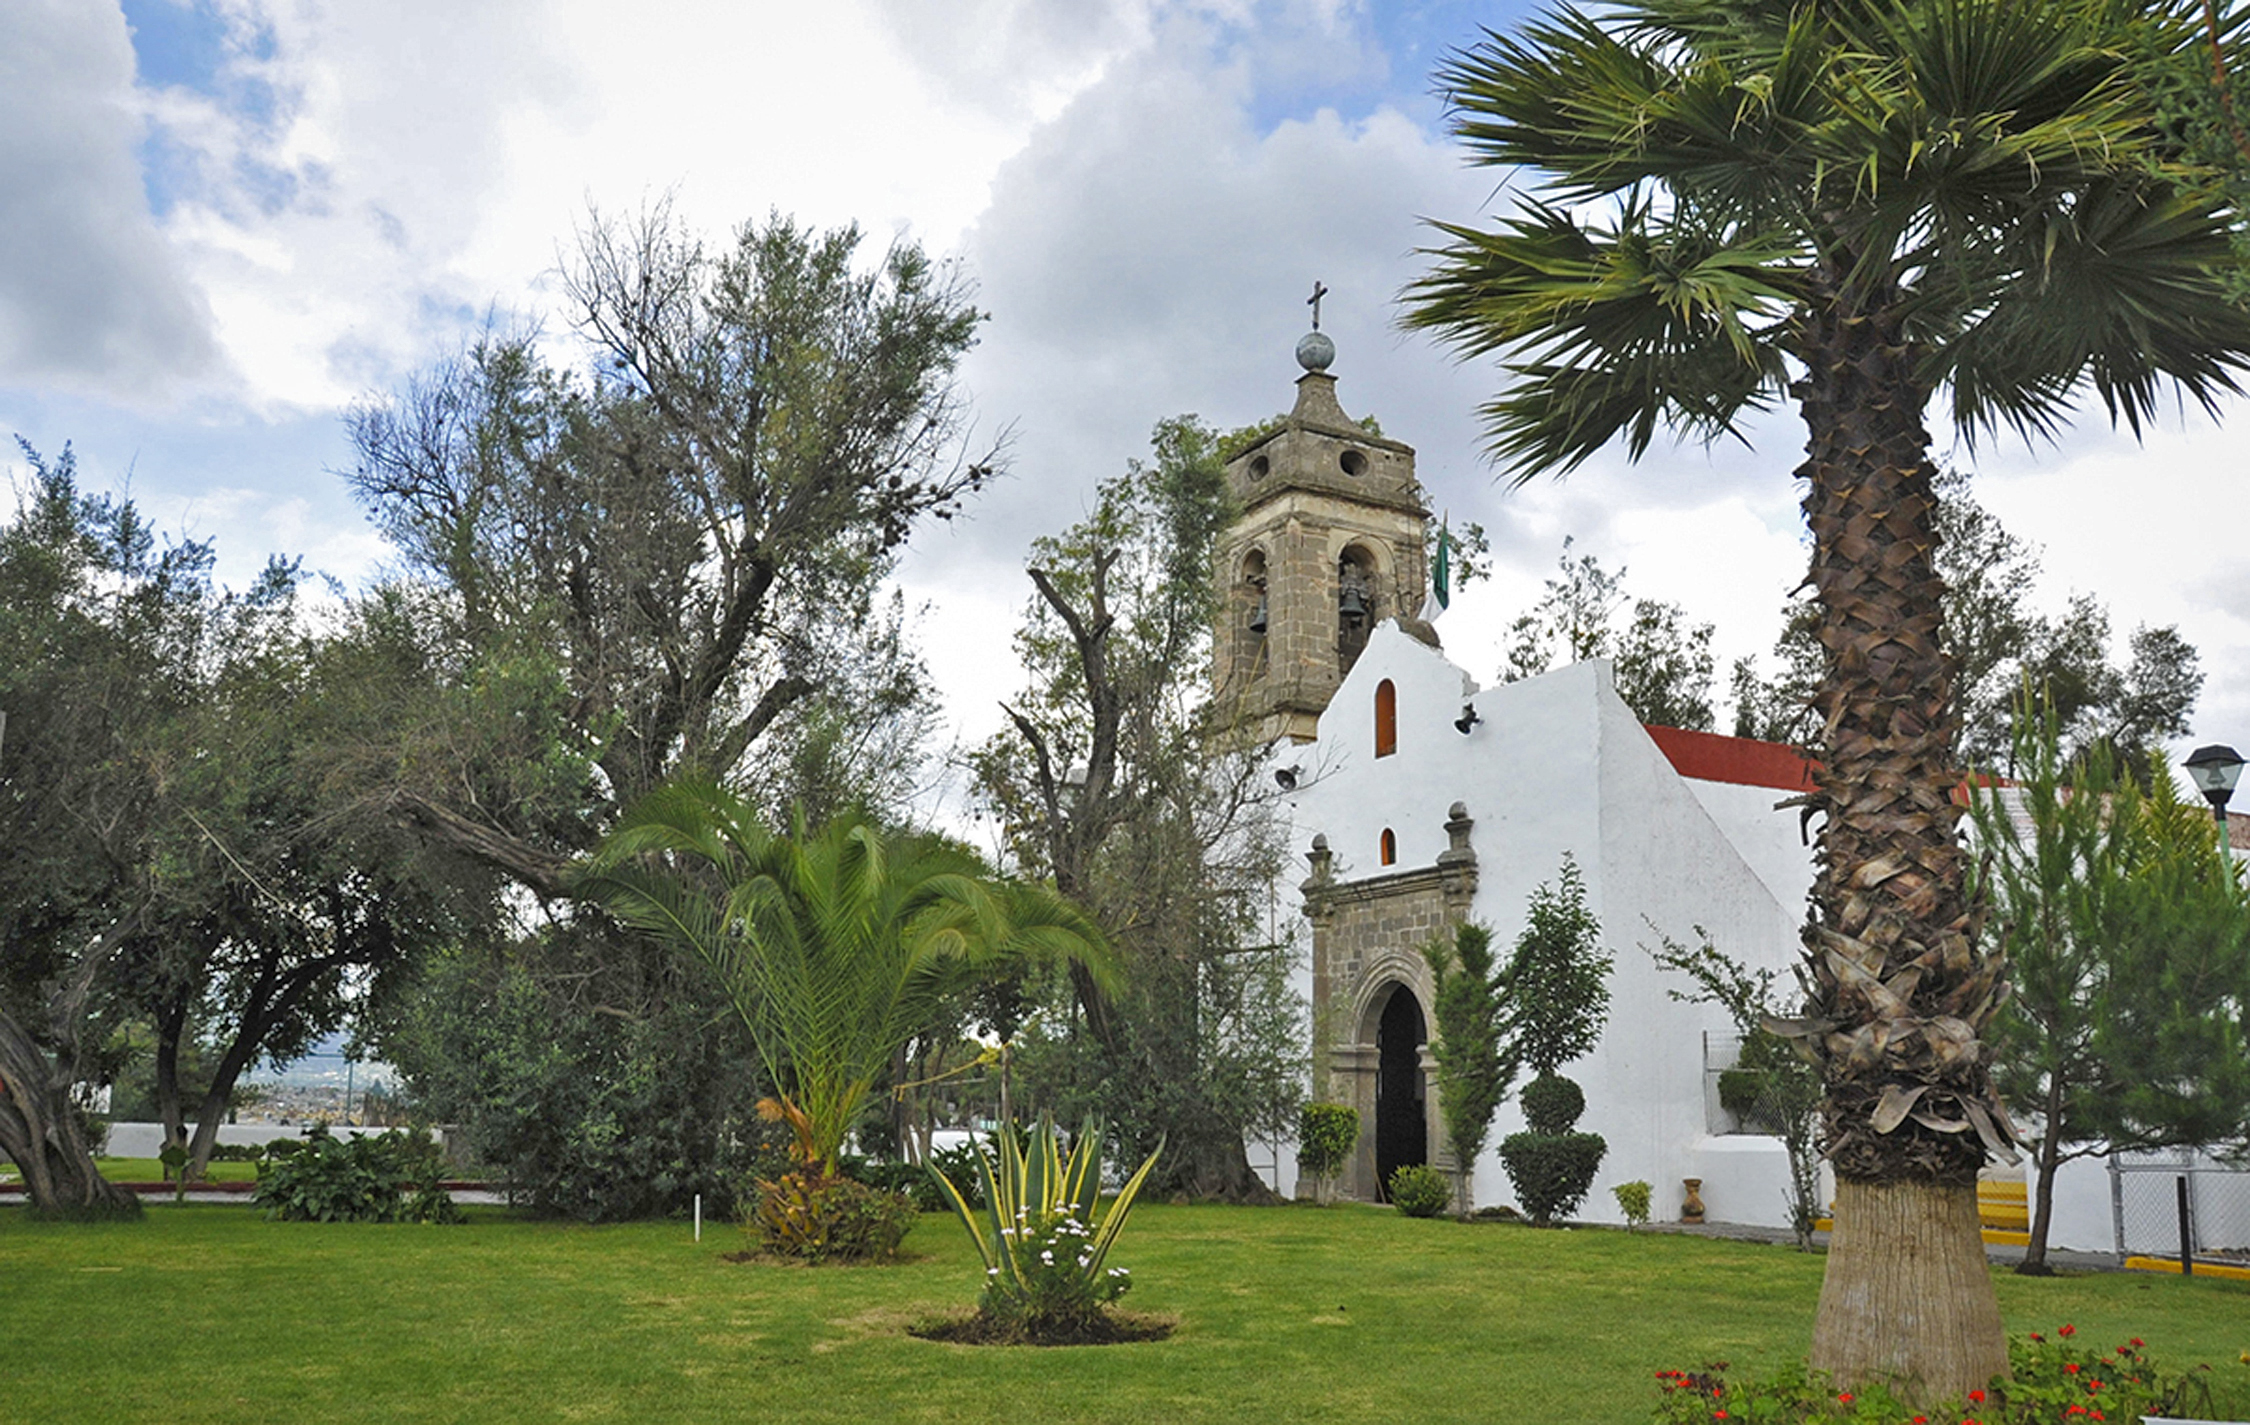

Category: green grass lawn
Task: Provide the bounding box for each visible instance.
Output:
[3,1203,2244,1424]
[88,1156,261,1184]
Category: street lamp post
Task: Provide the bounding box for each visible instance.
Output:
[2182,744,2245,832]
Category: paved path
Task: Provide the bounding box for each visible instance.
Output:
[1647,1219,2124,1272]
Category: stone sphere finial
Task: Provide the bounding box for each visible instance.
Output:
[1296,330,1335,372]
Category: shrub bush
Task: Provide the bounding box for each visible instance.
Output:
[1498,1130,1606,1226]
[1387,1163,1450,1217]
[384,936,772,1222]
[847,1158,959,1213]
[1612,1179,1652,1229]
[1296,1102,1359,1204]
[925,1141,987,1210]
[1520,1072,1585,1134]
[253,1126,461,1224]
[744,1172,914,1262]
[1651,1326,2233,1423]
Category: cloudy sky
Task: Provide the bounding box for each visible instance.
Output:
[6,0,2249,806]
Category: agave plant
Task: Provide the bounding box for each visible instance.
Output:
[928,1118,1162,1335]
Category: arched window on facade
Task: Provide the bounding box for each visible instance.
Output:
[1379,828,1397,866]
[1374,678,1397,758]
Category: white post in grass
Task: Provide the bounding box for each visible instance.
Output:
[694,1194,702,1242]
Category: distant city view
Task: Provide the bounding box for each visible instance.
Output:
[236,1032,399,1125]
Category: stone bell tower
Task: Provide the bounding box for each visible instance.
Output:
[1215,299,1430,744]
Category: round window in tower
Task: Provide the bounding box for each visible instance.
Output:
[1339,449,1368,477]
[1249,454,1270,480]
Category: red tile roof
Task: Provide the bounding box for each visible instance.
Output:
[1642,724,1818,793]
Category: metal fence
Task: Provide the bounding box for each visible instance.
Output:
[2110,1148,2250,1265]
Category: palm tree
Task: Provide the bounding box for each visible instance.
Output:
[579,780,1113,1176]
[1404,0,2250,1401]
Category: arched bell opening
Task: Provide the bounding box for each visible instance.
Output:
[1337,544,1378,675]
[1233,548,1270,688]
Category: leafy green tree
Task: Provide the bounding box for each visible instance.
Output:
[348,206,989,1213]
[1734,470,2201,775]
[344,206,988,896]
[580,782,1112,1175]
[1501,856,1611,1080]
[1970,701,2250,1274]
[0,442,215,1217]
[1495,857,1611,1227]
[1424,922,1513,1216]
[108,561,492,1182]
[377,927,776,1221]
[1406,0,2250,1396]
[973,417,1305,1202]
[1502,540,1716,729]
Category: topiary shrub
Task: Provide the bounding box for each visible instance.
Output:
[1296,1102,1359,1205]
[1519,1072,1585,1134]
[1498,1128,1606,1226]
[1388,1163,1451,1218]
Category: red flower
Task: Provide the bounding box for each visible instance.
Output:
[2031,1332,2046,1342]
[1838,1394,1854,1405]
[1969,1390,1986,1403]
[2060,1324,2076,1337]
[2065,1363,2080,1374]
[1713,1412,1727,1420]
[2130,1337,2144,1348]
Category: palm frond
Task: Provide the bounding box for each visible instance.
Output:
[1405,201,1797,479]
[1937,177,2250,441]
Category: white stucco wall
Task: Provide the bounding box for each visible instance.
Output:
[1679,778,1818,922]
[1286,627,1812,1229]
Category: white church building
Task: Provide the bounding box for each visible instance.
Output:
[1221,328,1832,1229]
[1223,327,2229,1251]
[1279,631,1825,1228]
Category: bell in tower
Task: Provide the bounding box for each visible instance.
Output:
[1214,290,1431,744]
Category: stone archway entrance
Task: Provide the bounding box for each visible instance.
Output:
[1374,984,1428,1199]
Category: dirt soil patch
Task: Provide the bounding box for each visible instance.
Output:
[910,1310,1175,1347]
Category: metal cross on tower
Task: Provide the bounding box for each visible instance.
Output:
[1307,279,1329,330]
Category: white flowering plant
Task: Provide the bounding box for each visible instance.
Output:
[927,1116,1162,1335]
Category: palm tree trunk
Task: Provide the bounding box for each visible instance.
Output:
[1793,291,2010,1402]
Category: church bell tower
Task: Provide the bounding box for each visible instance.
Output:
[1216,298,1430,744]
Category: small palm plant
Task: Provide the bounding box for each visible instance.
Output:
[928,1117,1162,1342]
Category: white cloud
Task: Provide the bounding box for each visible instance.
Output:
[11,0,2244,782]
[0,0,219,401]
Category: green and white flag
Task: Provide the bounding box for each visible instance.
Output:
[1422,518,1451,620]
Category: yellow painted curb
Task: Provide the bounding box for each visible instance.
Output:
[2123,1256,2250,1282]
